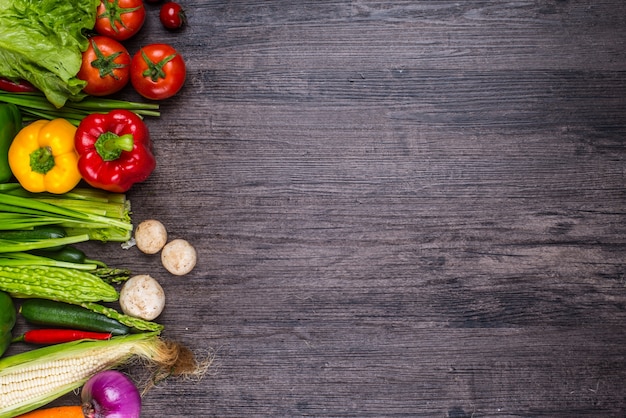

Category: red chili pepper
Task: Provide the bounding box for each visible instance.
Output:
[0,77,37,92]
[74,109,156,192]
[13,329,113,344]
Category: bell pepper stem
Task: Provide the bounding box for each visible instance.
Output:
[30,146,56,174]
[95,132,134,161]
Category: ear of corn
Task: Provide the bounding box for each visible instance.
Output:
[0,332,159,418]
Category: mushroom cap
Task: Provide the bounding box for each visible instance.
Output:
[135,219,168,254]
[161,238,197,275]
[119,274,166,320]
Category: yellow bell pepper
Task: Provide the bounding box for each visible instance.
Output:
[8,119,82,194]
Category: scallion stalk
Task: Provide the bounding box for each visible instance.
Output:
[20,108,84,126]
[0,91,160,125]
[0,235,90,252]
[0,185,133,243]
[0,252,96,270]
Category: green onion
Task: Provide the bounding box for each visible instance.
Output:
[0,252,97,270]
[0,184,133,244]
[0,91,160,125]
[0,235,90,253]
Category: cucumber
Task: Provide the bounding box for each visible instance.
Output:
[0,225,67,251]
[20,299,131,336]
[0,291,15,357]
[0,225,67,241]
[31,246,88,264]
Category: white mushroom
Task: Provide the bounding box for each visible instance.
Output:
[134,219,168,254]
[119,274,166,321]
[161,238,197,275]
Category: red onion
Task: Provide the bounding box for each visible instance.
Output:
[81,370,142,418]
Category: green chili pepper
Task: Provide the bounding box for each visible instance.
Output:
[0,103,21,183]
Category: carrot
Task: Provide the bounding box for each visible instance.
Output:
[15,405,84,418]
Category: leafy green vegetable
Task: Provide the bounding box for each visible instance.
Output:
[0,0,100,108]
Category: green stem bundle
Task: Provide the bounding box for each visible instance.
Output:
[0,184,133,244]
[0,91,160,126]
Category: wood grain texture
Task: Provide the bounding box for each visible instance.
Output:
[7,0,626,416]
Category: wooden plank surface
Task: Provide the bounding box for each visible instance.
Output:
[7,1,626,416]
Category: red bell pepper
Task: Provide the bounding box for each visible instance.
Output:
[74,109,156,192]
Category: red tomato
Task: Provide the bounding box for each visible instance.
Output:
[77,36,130,96]
[130,44,186,100]
[95,0,146,41]
[160,2,186,30]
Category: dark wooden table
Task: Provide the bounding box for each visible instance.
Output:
[8,1,626,416]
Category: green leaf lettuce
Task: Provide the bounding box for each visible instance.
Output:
[0,0,100,108]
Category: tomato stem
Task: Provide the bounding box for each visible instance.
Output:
[141,50,177,82]
[89,39,127,80]
[98,0,143,33]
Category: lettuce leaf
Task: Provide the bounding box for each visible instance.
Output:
[0,0,100,108]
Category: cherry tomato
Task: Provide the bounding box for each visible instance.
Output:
[160,2,186,30]
[130,44,186,100]
[77,36,130,96]
[95,0,146,41]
